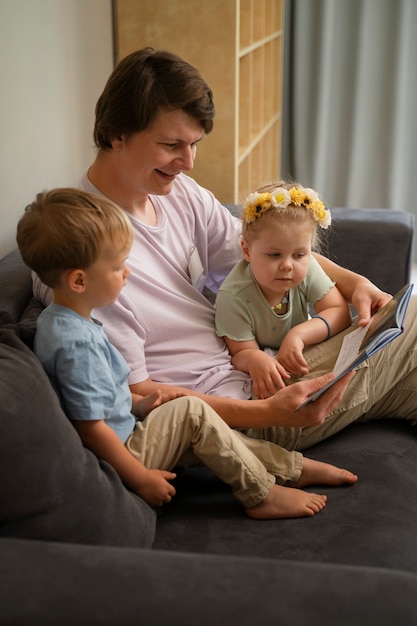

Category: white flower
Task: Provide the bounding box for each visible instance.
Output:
[271,189,291,209]
[303,188,319,203]
[319,208,332,229]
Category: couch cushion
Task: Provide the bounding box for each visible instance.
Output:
[0,322,156,547]
[0,248,33,322]
[154,418,417,573]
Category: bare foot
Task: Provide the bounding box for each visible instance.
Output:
[293,457,358,489]
[245,484,327,520]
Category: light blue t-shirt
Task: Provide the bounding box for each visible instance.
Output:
[35,303,135,443]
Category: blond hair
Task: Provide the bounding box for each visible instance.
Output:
[17,188,133,287]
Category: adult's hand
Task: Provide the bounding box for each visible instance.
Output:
[266,370,356,428]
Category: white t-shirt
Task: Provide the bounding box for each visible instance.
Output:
[76,172,251,398]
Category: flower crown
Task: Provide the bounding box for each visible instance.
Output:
[242,186,331,229]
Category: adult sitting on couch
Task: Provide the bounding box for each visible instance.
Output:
[33,47,417,446]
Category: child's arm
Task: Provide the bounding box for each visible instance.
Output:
[72,419,176,507]
[225,337,291,400]
[277,285,351,376]
[131,389,187,419]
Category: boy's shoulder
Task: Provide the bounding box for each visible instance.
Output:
[39,303,85,325]
[37,304,102,344]
[35,304,111,369]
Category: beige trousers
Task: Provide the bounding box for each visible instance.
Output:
[126,396,303,509]
[243,294,417,452]
[127,297,417,505]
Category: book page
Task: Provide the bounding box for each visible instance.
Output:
[332,324,368,377]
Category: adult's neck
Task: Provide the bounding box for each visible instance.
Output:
[87,152,150,220]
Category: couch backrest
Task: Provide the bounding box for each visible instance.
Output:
[327,208,414,296]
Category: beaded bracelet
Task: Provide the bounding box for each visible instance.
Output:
[312,315,331,340]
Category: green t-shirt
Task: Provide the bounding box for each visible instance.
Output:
[215,256,334,349]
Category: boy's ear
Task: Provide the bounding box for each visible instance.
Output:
[66,268,87,294]
[111,134,124,151]
[240,238,251,262]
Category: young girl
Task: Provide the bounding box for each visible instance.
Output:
[215,182,352,400]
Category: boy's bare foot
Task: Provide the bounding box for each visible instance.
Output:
[245,484,327,520]
[293,457,358,489]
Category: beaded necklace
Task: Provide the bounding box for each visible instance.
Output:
[271,291,289,314]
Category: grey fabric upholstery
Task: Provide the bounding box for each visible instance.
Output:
[327,208,413,295]
[0,323,156,548]
[0,248,33,321]
[154,419,417,572]
[1,538,417,626]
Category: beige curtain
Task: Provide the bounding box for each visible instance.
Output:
[281,0,417,253]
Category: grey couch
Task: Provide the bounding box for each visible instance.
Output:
[1,208,416,625]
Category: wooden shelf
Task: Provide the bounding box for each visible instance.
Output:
[114,0,285,204]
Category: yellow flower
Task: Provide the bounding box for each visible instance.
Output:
[255,193,273,209]
[289,187,306,206]
[313,200,331,228]
[243,192,273,223]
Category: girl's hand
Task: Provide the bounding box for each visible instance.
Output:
[277,334,309,376]
[352,282,392,327]
[248,350,290,399]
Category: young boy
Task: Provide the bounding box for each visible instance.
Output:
[17,188,357,519]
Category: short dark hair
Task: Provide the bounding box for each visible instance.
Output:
[94,47,215,150]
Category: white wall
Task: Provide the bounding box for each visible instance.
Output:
[0,0,114,257]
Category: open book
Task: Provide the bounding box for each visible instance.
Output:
[295,283,413,411]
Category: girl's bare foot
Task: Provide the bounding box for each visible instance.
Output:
[293,457,358,489]
[245,484,327,520]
